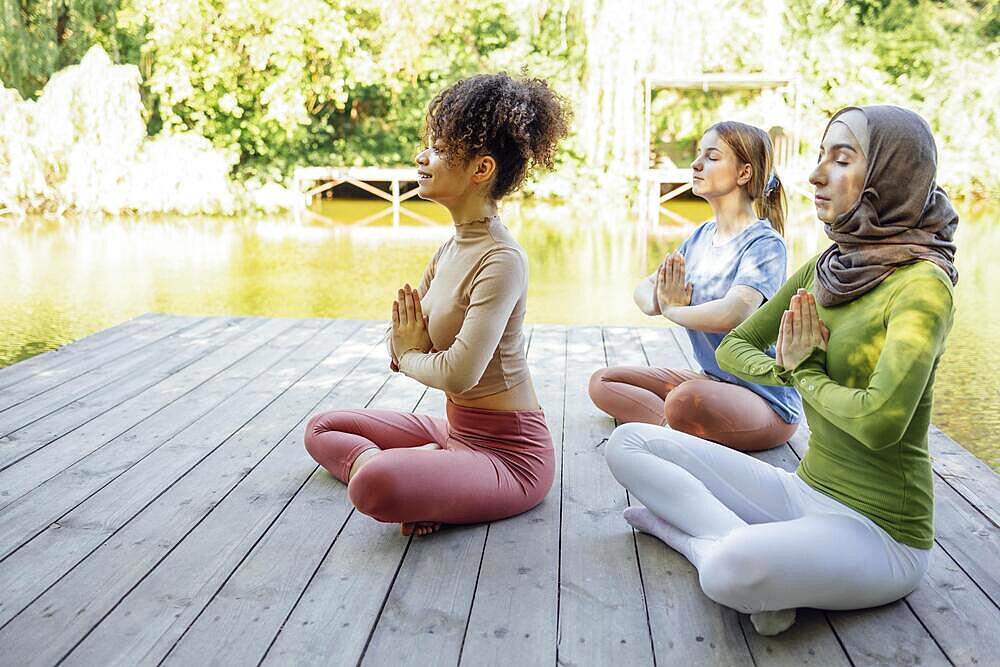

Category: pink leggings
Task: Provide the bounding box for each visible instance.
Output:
[588,366,796,452]
[303,402,555,525]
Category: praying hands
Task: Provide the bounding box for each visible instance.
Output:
[656,252,694,309]
[390,284,433,371]
[776,288,829,370]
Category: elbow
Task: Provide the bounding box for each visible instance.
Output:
[711,315,742,334]
[855,422,907,451]
[633,292,657,316]
[694,310,745,334]
[717,306,754,333]
[441,370,481,395]
[636,303,657,317]
[714,335,738,373]
[844,393,909,450]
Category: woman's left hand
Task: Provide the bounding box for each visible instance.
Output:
[392,284,433,359]
[656,252,693,309]
[776,289,829,370]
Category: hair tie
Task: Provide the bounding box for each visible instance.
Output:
[762,172,779,198]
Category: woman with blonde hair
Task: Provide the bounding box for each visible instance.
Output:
[605,106,957,635]
[590,121,801,451]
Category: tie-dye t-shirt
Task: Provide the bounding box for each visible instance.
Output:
[677,220,802,424]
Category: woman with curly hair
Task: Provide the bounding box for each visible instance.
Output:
[304,73,571,536]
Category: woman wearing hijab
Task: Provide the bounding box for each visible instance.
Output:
[603,105,958,636]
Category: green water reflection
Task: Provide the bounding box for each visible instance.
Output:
[1,197,996,469]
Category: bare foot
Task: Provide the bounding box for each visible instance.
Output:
[624,506,685,544]
[399,444,441,536]
[750,609,797,636]
[401,521,442,537]
[624,506,706,562]
[625,507,723,577]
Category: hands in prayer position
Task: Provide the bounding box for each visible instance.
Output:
[390,284,433,371]
[776,289,829,371]
[656,253,693,309]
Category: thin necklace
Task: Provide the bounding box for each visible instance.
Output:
[458,213,500,226]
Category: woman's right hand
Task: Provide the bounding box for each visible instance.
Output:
[391,285,434,362]
[776,289,829,370]
[656,253,694,309]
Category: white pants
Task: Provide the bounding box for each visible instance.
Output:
[605,422,930,613]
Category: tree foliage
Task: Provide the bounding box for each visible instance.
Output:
[786,0,1000,197]
[0,0,997,214]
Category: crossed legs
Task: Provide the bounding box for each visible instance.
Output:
[589,366,796,451]
[605,423,929,634]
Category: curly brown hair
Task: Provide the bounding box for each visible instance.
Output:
[425,73,572,200]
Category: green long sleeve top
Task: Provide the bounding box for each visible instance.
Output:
[716,255,954,549]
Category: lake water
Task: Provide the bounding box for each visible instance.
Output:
[2,196,997,470]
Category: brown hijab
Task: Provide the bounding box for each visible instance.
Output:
[813,105,959,307]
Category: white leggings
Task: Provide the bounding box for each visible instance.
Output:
[605,423,930,613]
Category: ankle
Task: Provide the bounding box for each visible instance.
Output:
[750,609,797,636]
[348,448,380,482]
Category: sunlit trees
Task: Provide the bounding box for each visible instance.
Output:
[0,0,996,214]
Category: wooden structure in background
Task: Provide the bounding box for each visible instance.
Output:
[641,73,801,227]
[292,167,438,227]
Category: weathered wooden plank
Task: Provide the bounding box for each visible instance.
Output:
[738,609,849,666]
[458,326,566,666]
[928,425,1000,529]
[0,315,211,435]
[0,316,247,467]
[633,326,852,662]
[360,523,488,666]
[634,324,691,371]
[360,319,511,667]
[932,478,1000,607]
[261,381,443,666]
[415,384,448,416]
[556,326,654,665]
[67,346,423,665]
[635,533,753,664]
[0,320,994,666]
[904,544,1000,665]
[0,317,299,517]
[0,312,168,391]
[669,326,697,367]
[603,326,648,369]
[0,314,192,411]
[0,319,364,630]
[785,423,994,665]
[821,603,949,666]
[0,322,389,665]
[0,319,343,568]
[160,370,429,666]
[604,326,759,666]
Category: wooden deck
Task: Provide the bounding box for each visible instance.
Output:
[0,314,997,666]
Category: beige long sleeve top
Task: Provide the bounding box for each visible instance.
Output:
[396,216,531,398]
